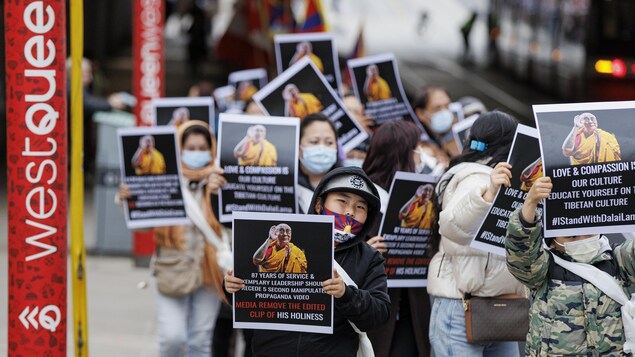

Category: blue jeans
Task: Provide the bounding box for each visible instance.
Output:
[429,296,520,357]
[156,285,221,357]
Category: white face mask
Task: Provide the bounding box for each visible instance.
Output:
[555,235,601,263]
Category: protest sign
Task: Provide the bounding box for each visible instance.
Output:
[274,33,342,93]
[213,85,243,114]
[534,101,635,237]
[348,53,424,135]
[117,126,189,229]
[471,125,543,255]
[253,57,367,152]
[228,68,268,109]
[450,102,465,122]
[151,97,215,128]
[217,114,300,222]
[379,172,439,287]
[452,114,479,152]
[232,212,334,334]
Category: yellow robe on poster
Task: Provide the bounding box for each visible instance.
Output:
[239,85,258,101]
[365,77,392,102]
[570,128,621,165]
[401,200,433,230]
[520,162,543,191]
[294,53,324,73]
[134,149,166,175]
[259,242,307,273]
[238,140,278,166]
[288,94,323,120]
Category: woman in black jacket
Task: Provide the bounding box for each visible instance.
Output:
[225,167,391,356]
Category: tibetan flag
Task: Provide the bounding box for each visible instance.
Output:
[266,0,296,35]
[297,0,327,33]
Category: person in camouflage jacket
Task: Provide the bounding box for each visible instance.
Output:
[505,176,635,356]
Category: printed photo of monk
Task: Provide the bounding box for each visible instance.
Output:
[237,80,258,102]
[363,64,392,102]
[290,41,324,73]
[131,135,166,175]
[398,184,434,229]
[282,83,323,120]
[253,223,308,273]
[168,107,190,126]
[562,112,621,165]
[233,125,278,166]
[520,158,543,192]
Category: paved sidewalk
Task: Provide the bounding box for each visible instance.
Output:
[0,182,158,356]
[0,247,159,356]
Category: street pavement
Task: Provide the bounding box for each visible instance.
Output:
[0,199,159,356]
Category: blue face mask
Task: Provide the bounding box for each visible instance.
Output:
[343,158,364,168]
[182,150,211,169]
[301,145,337,174]
[430,109,454,134]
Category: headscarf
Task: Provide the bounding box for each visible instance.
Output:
[154,120,226,300]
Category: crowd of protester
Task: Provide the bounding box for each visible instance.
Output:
[106,47,635,356]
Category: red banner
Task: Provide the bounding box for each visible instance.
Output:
[132,0,165,261]
[5,1,68,355]
[133,0,164,126]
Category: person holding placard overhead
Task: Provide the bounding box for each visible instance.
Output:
[118,121,231,357]
[427,111,525,357]
[225,167,390,356]
[506,176,635,356]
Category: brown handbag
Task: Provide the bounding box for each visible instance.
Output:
[463,293,530,343]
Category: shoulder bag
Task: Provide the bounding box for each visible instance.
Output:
[153,245,203,297]
[463,253,530,343]
[463,292,530,343]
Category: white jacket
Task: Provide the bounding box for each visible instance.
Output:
[427,162,525,299]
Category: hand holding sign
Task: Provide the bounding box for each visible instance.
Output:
[521,177,553,224]
[118,183,131,201]
[206,166,226,195]
[322,268,345,298]
[367,236,387,254]
[224,269,245,293]
[484,162,513,203]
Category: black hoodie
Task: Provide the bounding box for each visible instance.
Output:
[251,167,391,357]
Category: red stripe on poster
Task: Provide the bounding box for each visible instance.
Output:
[5,1,68,355]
